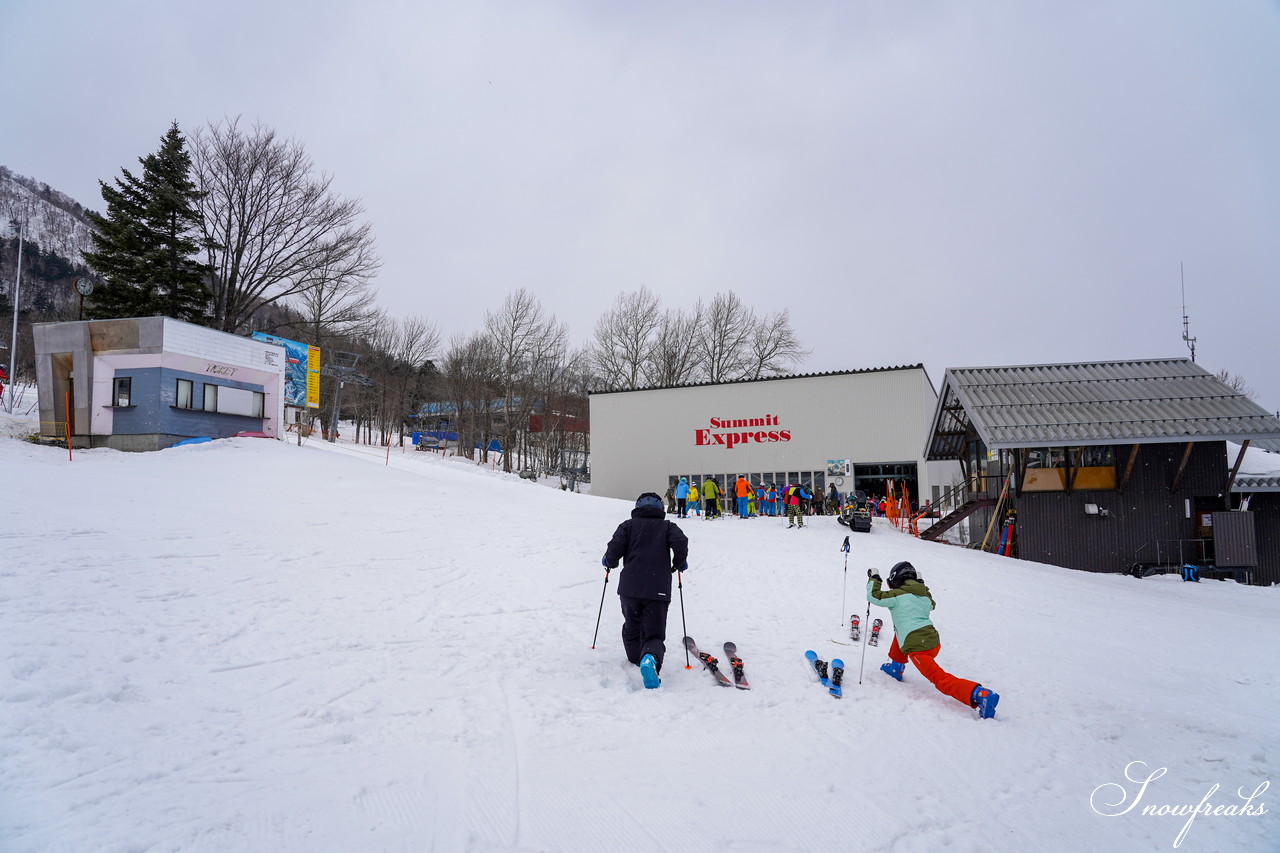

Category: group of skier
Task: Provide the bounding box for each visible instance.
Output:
[666,477,819,525]
[600,493,1000,718]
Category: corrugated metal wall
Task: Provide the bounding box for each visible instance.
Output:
[1014,441,1228,575]
[1247,494,1280,585]
[589,369,946,502]
[1212,511,1258,568]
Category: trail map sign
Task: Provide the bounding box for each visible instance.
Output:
[251,332,321,408]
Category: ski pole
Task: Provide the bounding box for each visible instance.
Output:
[678,568,691,668]
[591,567,610,649]
[838,535,850,630]
[857,575,872,684]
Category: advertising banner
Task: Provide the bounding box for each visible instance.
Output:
[307,345,321,408]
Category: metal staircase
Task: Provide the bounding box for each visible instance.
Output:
[919,496,996,541]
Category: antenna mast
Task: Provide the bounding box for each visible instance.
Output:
[1181,262,1196,362]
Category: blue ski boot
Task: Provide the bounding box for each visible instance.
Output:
[639,654,661,689]
[880,661,905,681]
[971,685,999,719]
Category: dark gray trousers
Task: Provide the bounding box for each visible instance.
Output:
[620,596,671,671]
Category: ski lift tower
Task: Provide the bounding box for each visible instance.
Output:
[323,350,373,442]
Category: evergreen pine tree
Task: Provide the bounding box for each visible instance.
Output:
[84,122,213,324]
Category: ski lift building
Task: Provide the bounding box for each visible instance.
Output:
[921,358,1280,584]
[589,365,959,509]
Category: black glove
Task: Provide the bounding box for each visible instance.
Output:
[602,557,611,570]
[672,562,687,573]
[867,569,881,582]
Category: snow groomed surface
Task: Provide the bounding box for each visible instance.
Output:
[1,428,1277,852]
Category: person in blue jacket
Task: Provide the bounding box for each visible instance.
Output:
[603,493,689,688]
[868,561,999,718]
[674,477,690,518]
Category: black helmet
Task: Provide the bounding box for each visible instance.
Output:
[635,492,664,511]
[887,561,918,589]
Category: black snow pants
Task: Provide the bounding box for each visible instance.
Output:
[620,596,671,671]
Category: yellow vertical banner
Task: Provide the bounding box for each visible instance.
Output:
[307,346,322,408]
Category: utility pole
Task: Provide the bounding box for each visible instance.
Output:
[7,221,23,414]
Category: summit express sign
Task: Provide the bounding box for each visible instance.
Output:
[694,414,792,449]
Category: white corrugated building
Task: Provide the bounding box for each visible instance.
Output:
[589,365,959,506]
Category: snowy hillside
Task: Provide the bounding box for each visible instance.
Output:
[0,166,95,264]
[2,418,1276,852]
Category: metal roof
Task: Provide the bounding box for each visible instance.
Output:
[588,363,928,396]
[1234,475,1280,493]
[926,358,1280,458]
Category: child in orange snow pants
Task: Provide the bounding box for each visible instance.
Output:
[868,561,1000,718]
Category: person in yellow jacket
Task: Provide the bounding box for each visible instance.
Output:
[688,482,701,516]
[701,478,721,519]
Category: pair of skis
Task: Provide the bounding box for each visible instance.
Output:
[834,614,883,645]
[684,637,750,690]
[805,650,845,699]
[807,616,883,699]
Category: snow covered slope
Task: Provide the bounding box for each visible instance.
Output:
[2,432,1276,852]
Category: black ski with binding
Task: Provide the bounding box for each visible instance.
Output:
[723,641,750,690]
[684,636,733,687]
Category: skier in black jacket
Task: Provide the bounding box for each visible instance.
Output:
[603,492,689,688]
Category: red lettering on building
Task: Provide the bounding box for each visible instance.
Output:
[694,415,791,449]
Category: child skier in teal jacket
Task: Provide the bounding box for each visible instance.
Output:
[868,561,999,718]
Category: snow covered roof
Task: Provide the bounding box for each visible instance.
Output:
[926,358,1280,459]
[1230,441,1280,492]
[1234,475,1280,491]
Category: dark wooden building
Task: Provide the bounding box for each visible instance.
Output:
[921,359,1280,585]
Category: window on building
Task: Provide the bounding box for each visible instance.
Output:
[188,384,269,420]
[112,377,131,407]
[1022,446,1117,491]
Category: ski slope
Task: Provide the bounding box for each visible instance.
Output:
[1,423,1276,852]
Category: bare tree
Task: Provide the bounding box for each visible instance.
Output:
[589,287,662,390]
[702,291,758,383]
[484,288,568,472]
[743,308,809,379]
[286,257,380,346]
[438,332,500,461]
[646,301,705,387]
[192,117,381,334]
[1216,368,1257,400]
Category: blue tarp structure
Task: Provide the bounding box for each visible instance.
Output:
[411,431,501,452]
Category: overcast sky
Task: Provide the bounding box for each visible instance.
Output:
[3,0,1278,409]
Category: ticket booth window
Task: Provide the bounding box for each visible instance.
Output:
[112,377,132,407]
